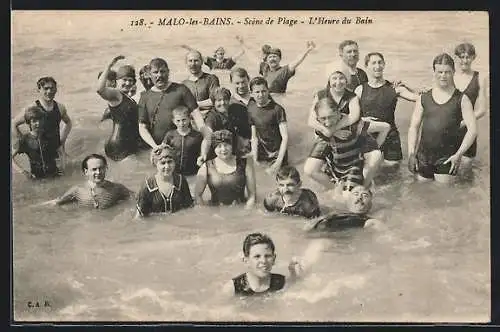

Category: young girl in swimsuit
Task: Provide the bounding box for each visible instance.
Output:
[194,129,256,208]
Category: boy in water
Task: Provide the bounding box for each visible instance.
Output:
[264,166,321,219]
[224,233,302,297]
[162,106,204,176]
[42,154,132,209]
[248,77,289,175]
[12,106,59,179]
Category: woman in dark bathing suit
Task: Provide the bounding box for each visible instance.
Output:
[97,55,141,161]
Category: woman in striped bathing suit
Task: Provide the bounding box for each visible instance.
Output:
[45,154,132,209]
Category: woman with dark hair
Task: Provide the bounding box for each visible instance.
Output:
[453,42,488,170]
[195,129,256,208]
[408,53,477,183]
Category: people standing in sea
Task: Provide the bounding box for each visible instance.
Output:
[182,50,221,114]
[235,36,271,76]
[139,64,154,92]
[407,53,477,184]
[180,43,245,70]
[453,42,488,172]
[264,166,321,219]
[97,55,141,161]
[12,106,60,179]
[135,145,194,218]
[41,154,132,209]
[137,57,209,152]
[194,130,256,208]
[248,77,289,175]
[13,76,73,174]
[354,52,418,167]
[236,37,316,93]
[307,68,383,188]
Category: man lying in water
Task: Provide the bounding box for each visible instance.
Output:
[303,185,384,232]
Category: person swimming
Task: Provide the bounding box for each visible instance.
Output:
[41,154,133,209]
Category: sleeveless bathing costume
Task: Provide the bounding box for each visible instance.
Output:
[101,92,140,161]
[458,71,480,158]
[417,89,463,178]
[35,100,62,153]
[206,158,247,205]
[232,273,285,296]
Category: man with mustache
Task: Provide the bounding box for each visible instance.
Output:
[138,57,210,152]
[13,76,73,174]
[182,50,221,114]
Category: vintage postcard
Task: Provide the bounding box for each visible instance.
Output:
[11,10,490,323]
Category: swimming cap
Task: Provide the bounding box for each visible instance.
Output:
[211,129,234,148]
[116,65,136,79]
[325,61,349,80]
[150,144,177,166]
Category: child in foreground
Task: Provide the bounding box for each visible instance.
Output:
[264,166,321,219]
[12,106,60,179]
[224,233,303,297]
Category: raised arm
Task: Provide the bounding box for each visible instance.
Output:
[96,55,124,103]
[179,44,208,63]
[235,36,260,68]
[231,47,245,62]
[244,158,256,209]
[288,41,316,72]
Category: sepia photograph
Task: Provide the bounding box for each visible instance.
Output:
[11,10,490,323]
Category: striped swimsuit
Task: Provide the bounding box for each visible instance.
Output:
[57,180,130,209]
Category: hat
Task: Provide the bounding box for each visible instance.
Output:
[211,129,234,148]
[150,144,177,166]
[98,70,117,81]
[267,47,282,58]
[325,61,348,80]
[116,65,136,79]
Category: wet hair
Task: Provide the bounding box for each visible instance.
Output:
[172,105,190,119]
[24,105,45,123]
[81,154,108,172]
[36,77,57,89]
[242,233,275,257]
[454,43,476,58]
[149,58,169,69]
[210,87,232,104]
[229,67,250,82]
[186,50,203,62]
[276,165,301,184]
[432,53,455,71]
[364,52,385,66]
[338,40,358,53]
[249,76,269,91]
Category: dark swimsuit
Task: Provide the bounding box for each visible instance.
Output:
[459,71,480,158]
[206,158,247,205]
[232,273,285,296]
[35,100,62,156]
[101,92,140,161]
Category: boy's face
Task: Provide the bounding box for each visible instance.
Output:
[214,97,229,113]
[38,82,57,101]
[316,106,342,129]
[244,243,276,278]
[173,113,190,131]
[232,75,249,96]
[84,158,107,184]
[347,185,372,214]
[277,177,301,197]
[251,84,270,105]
